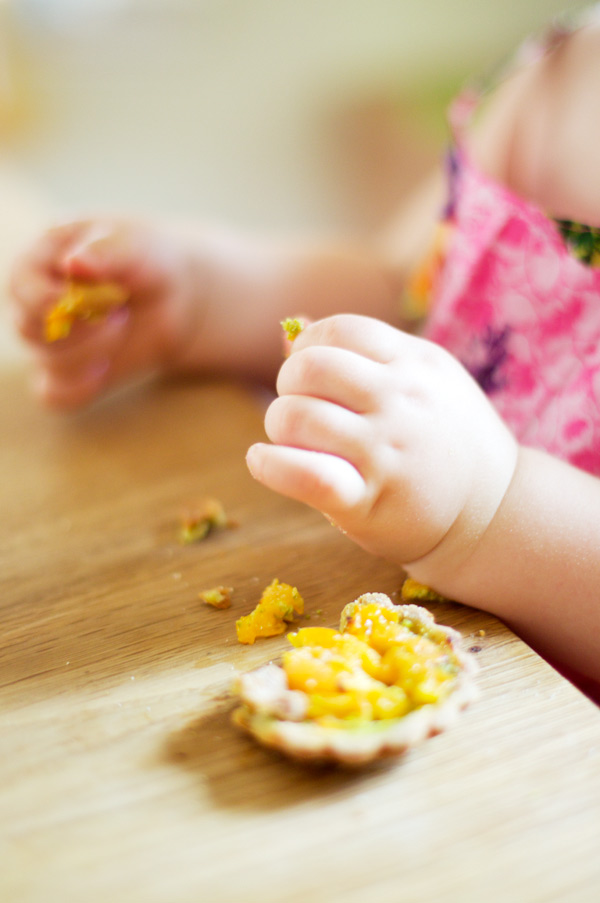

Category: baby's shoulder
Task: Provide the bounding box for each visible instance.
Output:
[471,21,600,226]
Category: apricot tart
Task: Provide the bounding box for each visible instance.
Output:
[232,592,478,764]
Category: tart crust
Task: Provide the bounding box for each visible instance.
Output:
[232,593,479,765]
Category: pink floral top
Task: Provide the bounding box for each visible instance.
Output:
[408,12,600,478]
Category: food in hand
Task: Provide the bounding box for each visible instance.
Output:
[236,579,304,644]
[44,280,129,342]
[280,317,304,342]
[232,593,477,764]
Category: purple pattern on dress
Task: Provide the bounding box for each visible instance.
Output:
[465,325,511,394]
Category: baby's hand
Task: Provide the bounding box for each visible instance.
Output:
[9,218,197,408]
[247,314,518,578]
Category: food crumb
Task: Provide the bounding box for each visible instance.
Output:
[236,579,304,644]
[400,577,448,603]
[179,498,236,544]
[200,586,234,610]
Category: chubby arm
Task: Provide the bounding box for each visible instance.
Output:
[170,229,409,384]
[407,447,600,684]
[147,163,445,383]
[9,173,443,408]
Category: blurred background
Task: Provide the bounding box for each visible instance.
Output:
[0,0,588,363]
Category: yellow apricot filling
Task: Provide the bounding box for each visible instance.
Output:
[45,280,129,342]
[281,600,459,725]
[236,579,304,644]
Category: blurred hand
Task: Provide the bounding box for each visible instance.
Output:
[9,217,199,408]
[247,314,518,572]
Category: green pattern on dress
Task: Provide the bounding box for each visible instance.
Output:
[556,220,600,268]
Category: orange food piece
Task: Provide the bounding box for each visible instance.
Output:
[400,577,448,604]
[45,280,129,342]
[236,579,304,645]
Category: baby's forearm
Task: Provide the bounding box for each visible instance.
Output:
[410,448,600,681]
[174,229,405,383]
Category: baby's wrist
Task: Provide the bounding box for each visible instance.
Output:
[404,438,521,596]
[158,226,214,373]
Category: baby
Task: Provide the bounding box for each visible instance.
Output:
[9,13,600,698]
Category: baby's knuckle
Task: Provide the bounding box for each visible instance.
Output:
[265,397,299,443]
[293,347,329,387]
[301,468,339,507]
[419,337,455,372]
[314,314,349,342]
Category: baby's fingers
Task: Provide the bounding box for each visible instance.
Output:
[28,307,130,408]
[246,443,367,514]
[290,314,399,364]
[10,221,112,340]
[21,221,92,275]
[31,358,111,410]
[61,222,135,283]
[10,270,64,343]
[276,346,386,413]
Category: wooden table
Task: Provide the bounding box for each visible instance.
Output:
[1,368,599,903]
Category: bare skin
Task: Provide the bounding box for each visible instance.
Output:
[9,25,600,684]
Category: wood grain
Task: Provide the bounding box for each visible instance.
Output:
[1,368,599,903]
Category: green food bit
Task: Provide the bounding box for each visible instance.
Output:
[180,521,211,543]
[179,498,232,544]
[281,318,304,341]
